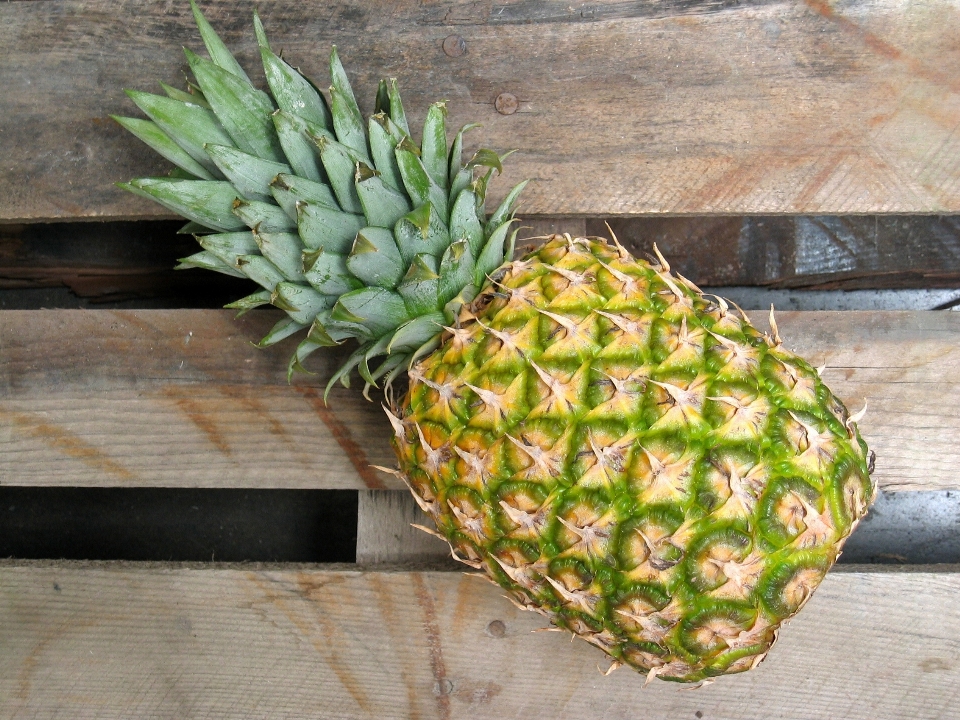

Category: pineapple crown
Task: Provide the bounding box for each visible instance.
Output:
[115,0,527,398]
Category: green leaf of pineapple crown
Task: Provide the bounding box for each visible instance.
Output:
[115,0,528,400]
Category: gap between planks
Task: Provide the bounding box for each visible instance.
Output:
[5,217,960,304]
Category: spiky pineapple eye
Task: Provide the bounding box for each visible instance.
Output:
[685,527,755,592]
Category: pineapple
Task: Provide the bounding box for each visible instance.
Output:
[116,2,875,683]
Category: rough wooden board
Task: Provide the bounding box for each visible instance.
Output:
[0,562,958,719]
[0,309,397,489]
[589,215,960,290]
[356,490,454,565]
[0,309,957,490]
[4,0,960,222]
[6,217,960,309]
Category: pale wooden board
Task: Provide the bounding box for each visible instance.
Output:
[0,309,957,490]
[0,309,397,489]
[357,490,453,565]
[755,311,960,492]
[0,562,958,719]
[3,0,960,222]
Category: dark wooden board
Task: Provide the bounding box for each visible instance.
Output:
[3,0,960,222]
[2,562,959,719]
[593,215,960,289]
[0,221,250,305]
[3,217,958,310]
[0,309,957,491]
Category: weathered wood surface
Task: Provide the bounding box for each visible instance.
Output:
[4,0,960,222]
[0,309,397,489]
[593,215,960,290]
[5,217,960,307]
[357,490,453,566]
[0,309,957,491]
[1,562,958,719]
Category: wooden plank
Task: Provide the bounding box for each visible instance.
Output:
[1,562,958,719]
[356,490,453,566]
[0,309,397,489]
[6,217,960,308]
[3,0,960,222]
[592,215,960,290]
[0,221,248,305]
[0,309,957,490]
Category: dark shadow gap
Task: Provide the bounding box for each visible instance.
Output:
[0,488,357,563]
[2,487,958,565]
[838,490,960,565]
[2,216,959,310]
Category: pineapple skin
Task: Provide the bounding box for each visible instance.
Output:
[392,234,875,682]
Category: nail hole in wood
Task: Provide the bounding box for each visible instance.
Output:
[495,93,518,115]
[486,619,506,637]
[442,34,466,57]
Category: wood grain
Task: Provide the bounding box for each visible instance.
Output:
[589,215,960,290]
[1,562,958,719]
[0,309,397,488]
[0,309,957,490]
[6,217,960,309]
[3,0,960,222]
[356,490,454,565]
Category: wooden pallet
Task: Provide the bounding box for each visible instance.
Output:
[2,1,960,717]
